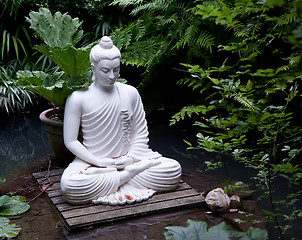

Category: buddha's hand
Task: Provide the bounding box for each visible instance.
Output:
[114,155,134,170]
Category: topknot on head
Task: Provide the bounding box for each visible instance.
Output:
[99,36,113,50]
[90,36,121,70]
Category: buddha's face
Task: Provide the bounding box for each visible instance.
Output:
[93,58,120,89]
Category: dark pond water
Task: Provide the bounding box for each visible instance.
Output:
[0,113,52,177]
[0,112,301,239]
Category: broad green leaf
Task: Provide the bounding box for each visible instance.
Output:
[0,178,5,184]
[240,227,268,240]
[165,220,208,240]
[164,220,268,240]
[16,71,63,87]
[0,217,21,238]
[16,70,90,108]
[26,8,83,48]
[34,45,92,77]
[0,196,30,216]
[0,196,9,207]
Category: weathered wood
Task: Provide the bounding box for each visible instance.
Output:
[46,189,62,198]
[47,182,61,191]
[50,195,66,205]
[33,168,205,230]
[39,175,62,185]
[32,168,64,179]
[56,202,92,212]
[62,189,200,219]
[66,195,204,229]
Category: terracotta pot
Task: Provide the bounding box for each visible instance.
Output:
[40,108,75,164]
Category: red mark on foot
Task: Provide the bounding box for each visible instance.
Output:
[125,194,134,200]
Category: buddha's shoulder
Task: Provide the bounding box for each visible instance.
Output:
[116,82,139,96]
[67,88,90,102]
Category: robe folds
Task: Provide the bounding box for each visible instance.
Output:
[61,83,182,205]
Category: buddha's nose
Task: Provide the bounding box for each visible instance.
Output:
[109,70,115,79]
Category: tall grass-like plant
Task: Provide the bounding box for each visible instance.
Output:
[171,0,302,239]
[0,65,34,114]
[0,0,34,62]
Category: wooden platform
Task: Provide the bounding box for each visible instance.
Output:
[33,168,205,230]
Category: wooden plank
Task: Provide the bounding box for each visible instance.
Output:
[66,195,204,229]
[48,182,193,205]
[54,183,195,212]
[50,195,66,205]
[47,182,61,191]
[62,189,200,219]
[32,169,64,179]
[33,169,205,230]
[37,175,61,185]
[56,202,92,212]
[47,189,62,198]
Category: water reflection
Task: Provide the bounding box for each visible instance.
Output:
[0,113,52,177]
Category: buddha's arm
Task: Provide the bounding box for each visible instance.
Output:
[63,93,115,167]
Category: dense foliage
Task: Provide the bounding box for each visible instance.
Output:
[106,0,302,238]
[168,0,302,239]
[0,0,128,114]
[16,8,93,118]
[0,0,39,114]
[1,0,302,238]
[111,0,217,112]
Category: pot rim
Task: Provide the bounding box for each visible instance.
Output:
[39,108,63,126]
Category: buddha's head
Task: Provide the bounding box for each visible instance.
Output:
[90,36,121,87]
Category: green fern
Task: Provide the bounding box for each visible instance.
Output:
[270,12,298,26]
[170,105,215,125]
[111,0,143,8]
[121,40,159,67]
[111,20,147,50]
[130,0,169,16]
[231,93,260,113]
[175,24,200,49]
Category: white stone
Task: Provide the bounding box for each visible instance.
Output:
[205,188,230,209]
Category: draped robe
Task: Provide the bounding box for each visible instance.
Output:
[60,83,182,205]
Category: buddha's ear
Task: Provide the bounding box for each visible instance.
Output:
[91,63,96,81]
[91,63,95,72]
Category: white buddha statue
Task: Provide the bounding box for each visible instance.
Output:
[60,36,182,205]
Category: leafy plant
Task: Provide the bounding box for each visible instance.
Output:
[0,178,29,239]
[170,0,302,239]
[164,219,268,240]
[110,0,217,113]
[0,65,34,114]
[0,195,30,216]
[0,217,21,239]
[40,0,127,42]
[16,8,93,118]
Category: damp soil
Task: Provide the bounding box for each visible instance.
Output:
[1,154,266,240]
